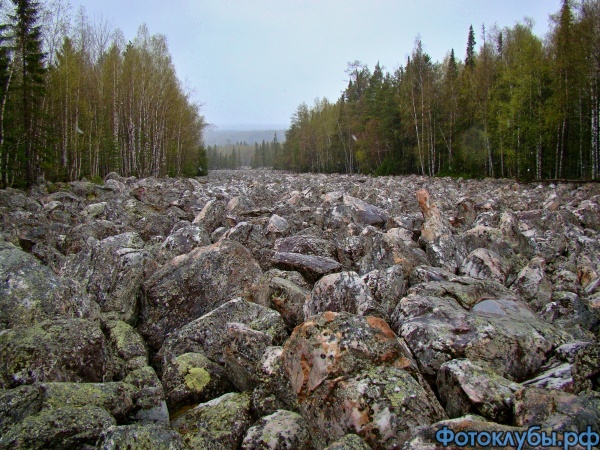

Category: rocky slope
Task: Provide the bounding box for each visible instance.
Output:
[0,169,598,449]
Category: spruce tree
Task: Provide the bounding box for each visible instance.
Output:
[465,25,476,70]
[11,0,46,187]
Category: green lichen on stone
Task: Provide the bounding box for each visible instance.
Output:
[184,368,211,392]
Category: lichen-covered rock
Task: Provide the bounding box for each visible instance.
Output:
[96,423,188,450]
[391,287,566,382]
[158,224,211,263]
[324,434,372,450]
[123,366,168,423]
[61,232,150,324]
[403,415,528,450]
[171,392,253,450]
[162,352,233,415]
[242,410,312,449]
[361,265,407,321]
[274,234,337,259]
[514,387,600,432]
[103,320,148,378]
[0,241,98,330]
[38,381,135,423]
[571,343,600,393]
[192,199,226,233]
[159,298,287,376]
[437,359,520,423]
[0,318,112,389]
[459,248,510,284]
[252,274,310,331]
[0,406,116,449]
[251,347,299,417]
[347,226,428,276]
[0,385,43,436]
[512,257,553,311]
[304,271,382,319]
[139,240,263,350]
[282,311,446,449]
[272,251,342,282]
[342,194,389,227]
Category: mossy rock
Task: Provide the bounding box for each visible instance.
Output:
[0,405,115,449]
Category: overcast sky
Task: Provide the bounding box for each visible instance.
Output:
[69,0,561,129]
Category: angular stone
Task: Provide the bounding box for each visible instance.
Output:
[437,359,520,423]
[0,241,98,330]
[272,251,342,282]
[139,240,262,350]
[0,406,116,449]
[282,311,446,449]
[304,271,382,319]
[251,347,299,417]
[96,424,187,450]
[324,434,372,450]
[274,234,337,259]
[171,392,252,450]
[242,410,312,450]
[162,352,233,415]
[0,385,43,436]
[0,319,112,389]
[159,299,287,372]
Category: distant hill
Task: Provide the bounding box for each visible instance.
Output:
[204,127,287,147]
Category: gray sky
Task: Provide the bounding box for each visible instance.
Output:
[70,0,561,129]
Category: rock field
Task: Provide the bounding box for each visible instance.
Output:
[0,169,599,449]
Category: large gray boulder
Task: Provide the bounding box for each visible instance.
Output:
[391,279,567,382]
[282,311,446,449]
[61,232,150,324]
[0,319,113,389]
[242,410,312,450]
[0,241,98,330]
[139,240,263,350]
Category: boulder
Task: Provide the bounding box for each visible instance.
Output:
[161,352,234,415]
[123,366,168,424]
[514,387,600,432]
[103,320,148,378]
[324,434,372,450]
[459,248,510,284]
[192,199,226,233]
[272,251,342,282]
[158,224,210,263]
[242,410,312,450]
[361,265,407,321]
[437,358,520,423]
[0,318,112,389]
[304,271,382,319]
[0,241,98,330]
[391,285,566,382]
[38,381,135,423]
[251,346,299,417]
[0,406,115,449]
[139,240,262,350]
[158,298,287,379]
[96,423,188,450]
[572,343,600,393]
[171,392,253,450]
[282,311,446,449]
[274,234,337,258]
[61,232,150,324]
[0,385,43,436]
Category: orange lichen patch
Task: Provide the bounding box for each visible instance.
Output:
[366,316,397,339]
[323,311,338,322]
[393,356,413,369]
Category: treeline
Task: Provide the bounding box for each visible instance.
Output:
[207,133,283,170]
[283,0,600,180]
[0,0,207,188]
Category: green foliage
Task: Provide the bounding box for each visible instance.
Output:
[280,0,600,181]
[0,2,207,187]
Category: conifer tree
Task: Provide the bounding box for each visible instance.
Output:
[11,0,46,186]
[465,25,476,70]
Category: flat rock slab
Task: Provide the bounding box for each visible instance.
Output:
[271,251,342,282]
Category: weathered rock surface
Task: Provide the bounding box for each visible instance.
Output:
[0,241,98,329]
[283,311,446,449]
[0,319,112,389]
[139,240,263,350]
[2,170,600,448]
[242,409,312,449]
